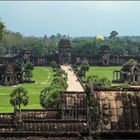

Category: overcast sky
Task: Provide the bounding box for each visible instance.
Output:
[0,1,140,37]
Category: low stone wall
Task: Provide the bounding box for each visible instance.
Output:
[20,109,60,120]
[0,107,88,137]
[0,137,81,140]
[93,89,140,132]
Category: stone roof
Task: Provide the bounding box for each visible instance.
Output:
[121,64,140,72]
[0,54,18,58]
[0,64,22,72]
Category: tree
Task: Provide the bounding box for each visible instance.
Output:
[49,35,56,40]
[40,86,61,108]
[85,85,101,131]
[0,20,5,41]
[40,86,51,108]
[87,75,111,88]
[24,61,34,70]
[15,59,21,66]
[126,59,138,65]
[51,69,68,91]
[99,45,110,52]
[50,61,57,70]
[56,33,61,40]
[43,34,48,42]
[10,87,29,110]
[73,65,78,72]
[80,60,90,76]
[40,68,68,109]
[24,69,33,81]
[109,31,118,39]
[77,69,84,78]
[24,62,34,81]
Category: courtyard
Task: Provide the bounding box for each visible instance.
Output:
[0,67,54,112]
[0,66,120,113]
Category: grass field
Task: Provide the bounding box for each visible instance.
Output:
[0,67,54,113]
[86,66,121,81]
[0,66,121,113]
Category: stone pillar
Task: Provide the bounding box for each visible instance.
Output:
[9,75,12,84]
[133,75,135,83]
[116,72,118,80]
[5,76,7,84]
[113,71,115,80]
[120,73,122,81]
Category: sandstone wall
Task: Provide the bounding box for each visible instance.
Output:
[94,90,140,132]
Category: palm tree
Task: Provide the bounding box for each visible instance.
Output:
[10,86,29,110]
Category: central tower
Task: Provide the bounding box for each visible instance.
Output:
[58,38,71,65]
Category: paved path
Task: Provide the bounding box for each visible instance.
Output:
[61,65,84,92]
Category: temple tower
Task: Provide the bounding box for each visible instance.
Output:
[99,45,111,65]
[58,38,71,65]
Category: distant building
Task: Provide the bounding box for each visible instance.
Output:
[58,38,71,65]
[0,49,31,65]
[20,49,31,64]
[98,45,111,66]
[0,64,22,85]
[112,64,140,85]
[1,40,140,66]
[0,54,19,64]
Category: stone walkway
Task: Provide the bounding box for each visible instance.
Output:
[61,65,84,92]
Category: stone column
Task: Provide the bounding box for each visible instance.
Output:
[5,76,7,84]
[120,72,122,81]
[133,75,135,83]
[113,71,115,80]
[116,72,118,80]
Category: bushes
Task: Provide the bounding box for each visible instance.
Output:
[77,60,90,77]
[50,61,57,70]
[86,75,111,88]
[40,69,68,109]
[126,59,138,65]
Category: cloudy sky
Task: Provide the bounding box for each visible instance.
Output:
[0,1,140,37]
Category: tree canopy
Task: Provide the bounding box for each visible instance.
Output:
[86,75,111,88]
[23,61,34,81]
[0,20,5,41]
[125,59,138,65]
[10,86,29,110]
[40,69,68,108]
[50,61,57,70]
[1,23,140,58]
[109,31,118,39]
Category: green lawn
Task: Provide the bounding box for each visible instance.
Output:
[0,67,54,113]
[0,66,121,113]
[86,66,121,81]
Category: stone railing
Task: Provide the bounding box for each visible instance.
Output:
[20,109,60,120]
